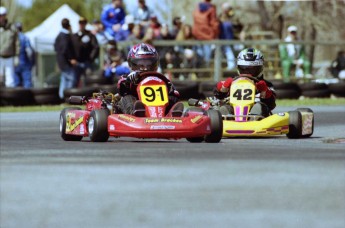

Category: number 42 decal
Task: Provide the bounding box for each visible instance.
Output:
[232,89,253,100]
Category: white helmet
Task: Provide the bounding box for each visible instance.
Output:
[237,48,264,78]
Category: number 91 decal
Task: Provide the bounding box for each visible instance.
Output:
[139,85,169,106]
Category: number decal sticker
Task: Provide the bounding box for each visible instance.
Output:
[139,85,169,106]
[232,88,253,100]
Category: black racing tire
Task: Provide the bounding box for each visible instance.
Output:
[298,82,328,91]
[97,84,119,94]
[199,81,216,94]
[201,91,214,99]
[173,80,200,100]
[0,87,35,106]
[186,137,204,143]
[272,81,300,91]
[296,108,314,138]
[275,89,301,99]
[286,110,302,139]
[63,87,99,102]
[88,109,110,142]
[85,73,111,85]
[301,89,331,98]
[119,95,137,114]
[31,87,61,105]
[205,109,223,143]
[328,83,345,97]
[59,107,83,141]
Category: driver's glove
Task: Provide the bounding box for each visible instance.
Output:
[126,71,140,84]
[256,80,273,98]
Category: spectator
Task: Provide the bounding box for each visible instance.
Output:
[103,49,130,79]
[330,50,345,79]
[133,0,154,28]
[54,18,78,99]
[175,24,200,72]
[156,24,178,79]
[192,0,219,66]
[142,27,155,44]
[149,15,162,39]
[91,19,109,45]
[159,24,174,40]
[170,16,184,39]
[101,0,126,40]
[14,22,35,88]
[218,2,236,69]
[279,25,311,82]
[129,24,144,41]
[114,14,136,41]
[72,17,100,87]
[0,6,19,87]
[176,24,194,41]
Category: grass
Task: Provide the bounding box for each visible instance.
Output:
[1,98,344,113]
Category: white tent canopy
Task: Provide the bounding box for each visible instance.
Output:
[26,4,92,53]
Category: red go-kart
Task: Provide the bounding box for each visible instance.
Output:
[59,72,223,143]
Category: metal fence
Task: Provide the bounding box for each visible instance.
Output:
[35,39,345,87]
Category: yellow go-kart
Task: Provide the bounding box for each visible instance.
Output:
[189,75,314,139]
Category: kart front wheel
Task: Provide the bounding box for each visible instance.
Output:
[296,108,314,138]
[205,109,223,143]
[286,111,302,139]
[88,109,110,142]
[59,107,83,141]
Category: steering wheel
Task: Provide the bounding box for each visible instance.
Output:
[233,74,259,83]
[137,71,171,85]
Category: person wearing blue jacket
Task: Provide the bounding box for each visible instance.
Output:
[14,22,34,88]
[101,0,126,40]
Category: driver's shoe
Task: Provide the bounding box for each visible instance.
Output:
[132,100,146,117]
[171,102,184,117]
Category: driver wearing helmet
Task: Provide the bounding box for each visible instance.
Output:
[214,47,276,117]
[117,43,183,117]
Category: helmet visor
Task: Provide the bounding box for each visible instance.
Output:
[130,57,158,71]
[238,65,263,77]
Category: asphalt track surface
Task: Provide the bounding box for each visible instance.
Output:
[0,106,344,228]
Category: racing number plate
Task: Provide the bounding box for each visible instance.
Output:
[230,80,255,106]
[139,85,169,106]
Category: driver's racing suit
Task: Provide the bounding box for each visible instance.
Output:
[213,75,276,117]
[117,71,181,115]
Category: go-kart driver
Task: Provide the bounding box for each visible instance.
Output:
[117,43,183,117]
[214,47,276,117]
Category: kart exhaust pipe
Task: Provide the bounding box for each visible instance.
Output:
[69,96,84,105]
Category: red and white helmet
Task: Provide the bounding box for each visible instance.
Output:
[127,43,159,72]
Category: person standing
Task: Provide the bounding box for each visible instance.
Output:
[14,22,35,88]
[192,0,219,66]
[54,18,78,99]
[133,0,154,29]
[72,17,99,87]
[0,6,19,87]
[218,3,237,69]
[279,25,311,82]
[101,0,126,40]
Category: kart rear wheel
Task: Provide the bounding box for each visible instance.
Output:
[88,109,110,142]
[59,107,83,141]
[296,108,314,138]
[286,111,302,139]
[205,110,223,143]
